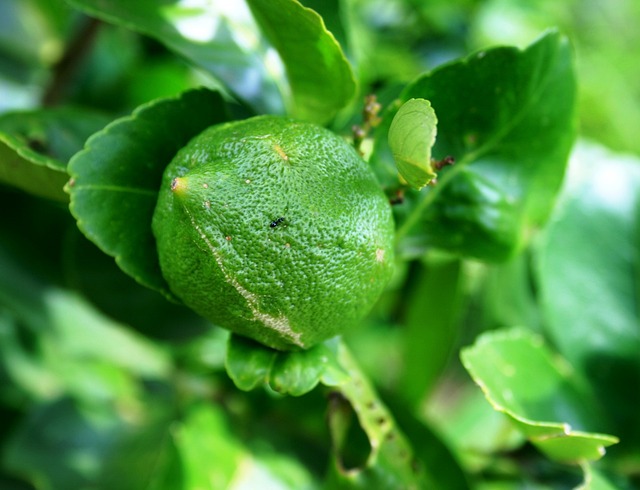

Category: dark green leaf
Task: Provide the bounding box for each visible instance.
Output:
[246,0,356,123]
[383,395,472,490]
[378,30,576,261]
[63,0,284,114]
[0,107,110,201]
[400,255,464,405]
[461,327,618,463]
[388,98,437,189]
[67,88,230,298]
[535,141,640,447]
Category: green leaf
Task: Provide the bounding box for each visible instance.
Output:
[63,0,284,114]
[225,336,427,487]
[173,403,317,489]
[225,334,348,396]
[388,98,438,189]
[170,404,243,489]
[381,30,576,261]
[399,254,464,405]
[67,88,230,298]
[4,398,116,489]
[246,0,356,123]
[535,141,640,446]
[461,327,619,464]
[325,343,427,489]
[0,108,110,201]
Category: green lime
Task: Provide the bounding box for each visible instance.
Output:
[152,116,394,350]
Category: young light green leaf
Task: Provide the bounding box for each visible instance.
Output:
[246,0,357,123]
[461,327,618,464]
[67,88,230,299]
[388,98,437,189]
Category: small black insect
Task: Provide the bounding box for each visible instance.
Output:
[270,217,286,228]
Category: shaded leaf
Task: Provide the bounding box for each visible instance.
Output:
[400,255,464,405]
[4,398,117,489]
[535,141,640,447]
[0,107,110,201]
[376,30,576,261]
[246,0,356,123]
[461,327,618,464]
[67,88,230,298]
[388,98,438,189]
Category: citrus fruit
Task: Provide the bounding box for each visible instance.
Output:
[152,115,395,350]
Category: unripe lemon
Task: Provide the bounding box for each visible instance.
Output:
[152,116,394,350]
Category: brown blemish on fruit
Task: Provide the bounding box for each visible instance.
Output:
[204,200,211,209]
[375,248,385,263]
[225,235,232,241]
[274,144,289,161]
[202,183,209,189]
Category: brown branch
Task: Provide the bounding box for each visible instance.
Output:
[42,17,102,107]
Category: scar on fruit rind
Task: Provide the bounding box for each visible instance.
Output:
[274,144,289,161]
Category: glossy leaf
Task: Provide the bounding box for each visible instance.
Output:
[378,30,576,261]
[388,98,437,189]
[0,108,110,201]
[67,88,230,298]
[246,0,356,123]
[535,141,640,445]
[63,0,284,114]
[461,327,618,463]
[225,334,348,396]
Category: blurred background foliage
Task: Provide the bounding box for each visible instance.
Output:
[0,0,639,489]
[3,0,640,154]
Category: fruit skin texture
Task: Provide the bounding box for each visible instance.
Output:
[152,116,395,350]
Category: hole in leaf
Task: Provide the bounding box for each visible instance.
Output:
[327,392,372,471]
